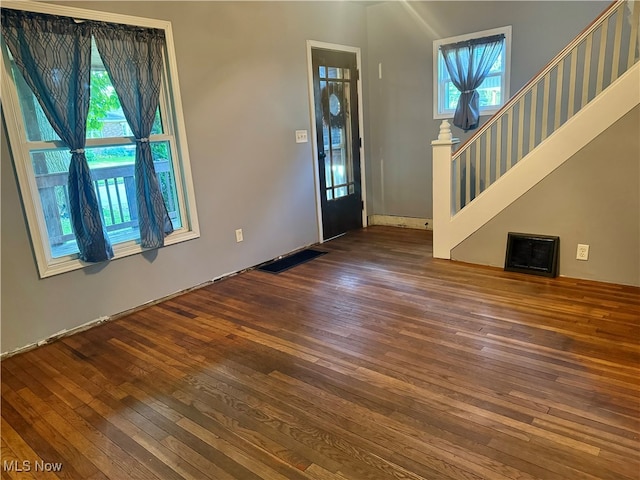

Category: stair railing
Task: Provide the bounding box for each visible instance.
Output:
[448,0,639,213]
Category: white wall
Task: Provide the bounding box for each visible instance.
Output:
[1,1,368,353]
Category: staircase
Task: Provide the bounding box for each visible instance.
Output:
[432,0,640,259]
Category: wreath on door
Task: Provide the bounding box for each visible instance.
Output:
[321,83,345,127]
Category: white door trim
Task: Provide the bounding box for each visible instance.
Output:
[306,40,367,243]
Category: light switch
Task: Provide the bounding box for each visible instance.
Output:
[295,130,308,143]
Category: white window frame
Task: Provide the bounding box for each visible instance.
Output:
[1,1,200,278]
[433,26,512,120]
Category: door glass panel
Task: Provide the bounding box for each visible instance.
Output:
[324,152,333,188]
[332,150,346,186]
[320,73,354,201]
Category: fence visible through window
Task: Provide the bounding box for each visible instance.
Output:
[35,159,181,258]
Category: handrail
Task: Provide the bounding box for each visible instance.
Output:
[432,0,639,259]
[446,0,638,215]
[453,0,622,157]
[34,160,171,188]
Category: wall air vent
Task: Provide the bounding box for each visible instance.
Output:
[504,233,559,277]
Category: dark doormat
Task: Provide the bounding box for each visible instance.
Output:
[257,249,327,274]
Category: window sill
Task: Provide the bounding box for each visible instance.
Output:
[39,229,200,278]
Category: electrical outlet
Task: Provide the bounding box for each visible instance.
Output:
[295,130,308,143]
[576,244,589,261]
[235,229,243,243]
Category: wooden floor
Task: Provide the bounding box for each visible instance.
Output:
[2,226,639,480]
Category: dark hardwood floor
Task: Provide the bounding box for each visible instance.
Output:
[2,226,639,479]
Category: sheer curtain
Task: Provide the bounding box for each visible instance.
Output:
[1,10,114,262]
[93,23,173,249]
[440,34,504,131]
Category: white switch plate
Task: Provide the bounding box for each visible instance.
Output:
[295,130,308,143]
[235,228,243,243]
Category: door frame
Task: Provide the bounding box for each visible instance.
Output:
[306,40,367,243]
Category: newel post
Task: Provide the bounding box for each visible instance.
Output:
[431,120,459,259]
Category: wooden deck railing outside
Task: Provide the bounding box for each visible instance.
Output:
[35,160,178,255]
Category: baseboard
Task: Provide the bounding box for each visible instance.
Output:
[0,244,318,360]
[0,316,111,360]
[368,215,432,230]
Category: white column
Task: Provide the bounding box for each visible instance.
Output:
[431,120,459,259]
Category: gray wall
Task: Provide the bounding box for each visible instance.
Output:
[452,106,640,286]
[0,1,624,353]
[365,1,609,218]
[1,1,368,353]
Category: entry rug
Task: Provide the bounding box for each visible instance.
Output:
[257,249,327,274]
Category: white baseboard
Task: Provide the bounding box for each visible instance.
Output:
[368,215,432,230]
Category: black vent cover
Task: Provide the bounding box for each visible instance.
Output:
[505,233,559,277]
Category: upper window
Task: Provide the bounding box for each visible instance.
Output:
[1,2,199,277]
[433,26,512,119]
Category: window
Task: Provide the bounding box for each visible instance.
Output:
[1,2,199,277]
[433,26,511,119]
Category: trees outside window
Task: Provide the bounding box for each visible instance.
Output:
[1,2,199,277]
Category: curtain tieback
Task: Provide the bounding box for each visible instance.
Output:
[136,137,150,143]
[462,90,475,94]
[70,148,85,154]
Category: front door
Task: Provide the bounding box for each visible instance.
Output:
[312,48,362,241]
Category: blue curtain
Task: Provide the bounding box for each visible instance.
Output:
[93,23,173,249]
[440,34,504,131]
[1,10,113,262]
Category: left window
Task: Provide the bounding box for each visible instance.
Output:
[1,2,199,277]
